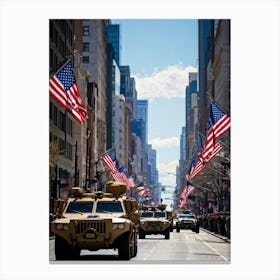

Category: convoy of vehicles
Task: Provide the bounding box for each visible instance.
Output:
[50,179,203,260]
[51,181,139,260]
[138,204,173,239]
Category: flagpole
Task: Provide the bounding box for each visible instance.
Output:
[97,147,116,162]
[186,180,213,192]
[50,55,73,77]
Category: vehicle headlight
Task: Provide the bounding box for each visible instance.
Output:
[112,223,125,229]
[56,223,69,230]
[140,221,145,225]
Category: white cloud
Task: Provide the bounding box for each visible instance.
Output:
[157,160,179,186]
[133,64,197,101]
[149,136,179,149]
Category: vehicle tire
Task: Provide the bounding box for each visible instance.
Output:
[196,225,200,234]
[118,234,131,260]
[133,242,138,257]
[176,223,180,233]
[139,229,145,239]
[165,229,170,239]
[55,235,80,260]
[132,231,137,257]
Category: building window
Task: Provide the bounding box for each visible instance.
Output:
[58,111,66,132]
[66,142,73,160]
[83,26,89,36]
[83,43,89,52]
[82,56,89,63]
[66,118,73,137]
[53,106,58,126]
[59,138,65,152]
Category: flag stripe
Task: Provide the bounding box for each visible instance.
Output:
[210,102,230,139]
[137,187,148,196]
[213,115,230,138]
[102,155,117,173]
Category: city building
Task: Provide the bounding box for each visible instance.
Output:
[190,19,231,214]
[80,19,110,190]
[49,20,76,199]
[106,23,121,67]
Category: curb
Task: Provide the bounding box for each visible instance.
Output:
[201,228,231,243]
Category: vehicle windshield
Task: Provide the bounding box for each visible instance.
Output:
[65,202,93,213]
[154,212,166,218]
[141,212,153,218]
[96,201,123,213]
[178,215,195,219]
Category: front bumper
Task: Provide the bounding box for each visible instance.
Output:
[177,221,196,229]
[52,219,130,250]
[140,221,170,234]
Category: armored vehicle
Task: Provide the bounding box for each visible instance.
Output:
[139,204,172,239]
[51,181,139,260]
[175,211,199,233]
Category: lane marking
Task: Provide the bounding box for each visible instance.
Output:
[198,237,228,261]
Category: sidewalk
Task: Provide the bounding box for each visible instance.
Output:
[201,228,231,243]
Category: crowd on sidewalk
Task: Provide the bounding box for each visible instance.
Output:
[198,212,230,240]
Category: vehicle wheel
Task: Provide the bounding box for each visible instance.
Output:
[139,229,145,239]
[55,235,80,260]
[176,224,180,233]
[165,229,170,239]
[196,226,200,234]
[134,231,138,257]
[133,242,138,257]
[118,234,131,260]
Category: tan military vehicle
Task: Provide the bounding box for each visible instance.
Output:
[51,181,139,260]
[139,204,172,239]
[175,210,200,233]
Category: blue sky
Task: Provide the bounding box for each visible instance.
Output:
[112,19,198,187]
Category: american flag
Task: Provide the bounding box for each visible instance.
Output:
[49,60,88,124]
[179,187,188,208]
[118,166,130,189]
[210,102,230,139]
[205,142,223,163]
[199,118,216,161]
[101,149,118,174]
[188,154,206,179]
[137,186,148,196]
[186,182,195,197]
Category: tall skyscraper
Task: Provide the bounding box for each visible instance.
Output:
[185,72,198,161]
[135,100,148,148]
[106,23,121,66]
[198,19,211,135]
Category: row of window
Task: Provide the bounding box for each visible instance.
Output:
[49,134,73,161]
[49,102,73,137]
[50,21,73,53]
